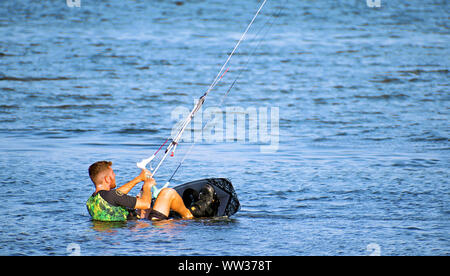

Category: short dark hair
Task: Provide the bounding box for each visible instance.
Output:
[88,161,112,185]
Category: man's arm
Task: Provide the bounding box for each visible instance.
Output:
[135,178,155,210]
[117,169,149,195]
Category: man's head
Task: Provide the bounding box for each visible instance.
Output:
[88,161,116,190]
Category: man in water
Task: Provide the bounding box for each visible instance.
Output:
[86,160,215,221]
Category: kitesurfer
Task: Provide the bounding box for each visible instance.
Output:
[86,161,217,221]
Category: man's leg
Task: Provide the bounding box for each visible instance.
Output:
[153,188,193,219]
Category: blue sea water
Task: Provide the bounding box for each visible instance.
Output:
[0,0,448,256]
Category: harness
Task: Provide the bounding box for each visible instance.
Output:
[86,192,129,222]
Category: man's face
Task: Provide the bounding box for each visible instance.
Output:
[106,166,116,189]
